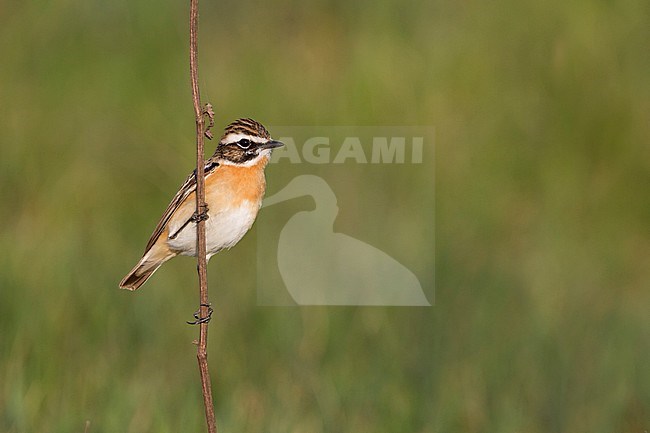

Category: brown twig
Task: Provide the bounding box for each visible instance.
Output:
[189,1,217,432]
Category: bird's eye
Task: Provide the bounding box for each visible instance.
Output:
[237,139,251,149]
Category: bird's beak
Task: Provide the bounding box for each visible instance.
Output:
[259,140,284,150]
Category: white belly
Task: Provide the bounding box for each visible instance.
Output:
[167,200,259,258]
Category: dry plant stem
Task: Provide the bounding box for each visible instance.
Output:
[190,1,217,432]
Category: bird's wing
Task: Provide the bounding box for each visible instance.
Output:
[143,159,220,252]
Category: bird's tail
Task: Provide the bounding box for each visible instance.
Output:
[119,248,176,291]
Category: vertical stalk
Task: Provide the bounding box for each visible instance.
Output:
[189,1,217,432]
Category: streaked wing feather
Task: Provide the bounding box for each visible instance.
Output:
[143,160,220,252]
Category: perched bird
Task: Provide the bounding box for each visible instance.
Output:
[119,118,283,290]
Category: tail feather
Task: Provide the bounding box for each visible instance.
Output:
[119,249,175,291]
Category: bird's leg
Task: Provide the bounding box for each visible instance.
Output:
[168,204,209,240]
[187,303,213,325]
[191,203,210,223]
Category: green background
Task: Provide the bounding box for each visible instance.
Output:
[1,0,648,432]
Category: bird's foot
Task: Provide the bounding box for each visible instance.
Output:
[191,205,210,223]
[187,303,213,325]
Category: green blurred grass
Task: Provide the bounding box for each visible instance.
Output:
[1,0,648,432]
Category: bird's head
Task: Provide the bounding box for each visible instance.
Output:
[214,118,283,166]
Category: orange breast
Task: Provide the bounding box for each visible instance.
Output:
[205,155,269,210]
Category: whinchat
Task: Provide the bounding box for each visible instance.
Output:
[119,118,283,290]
